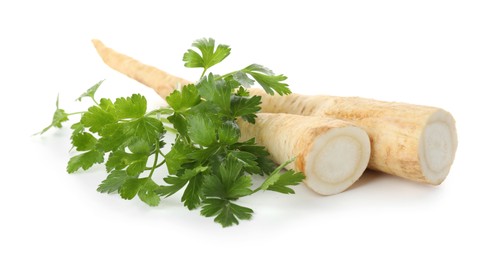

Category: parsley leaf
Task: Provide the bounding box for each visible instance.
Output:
[67,150,105,173]
[183,38,231,73]
[97,170,131,193]
[228,151,259,173]
[167,113,188,138]
[187,114,217,147]
[232,71,255,88]
[76,80,104,102]
[265,170,305,194]
[259,158,305,194]
[106,150,148,175]
[119,178,146,200]
[98,118,164,151]
[181,174,204,210]
[230,95,261,123]
[242,64,290,95]
[118,177,161,206]
[164,141,192,175]
[202,158,252,199]
[166,84,201,112]
[156,176,188,197]
[201,199,253,227]
[123,117,164,146]
[227,64,291,96]
[81,103,116,134]
[250,73,289,95]
[218,121,240,145]
[231,139,276,175]
[197,74,232,116]
[114,94,147,119]
[38,95,69,134]
[196,74,218,100]
[137,178,161,206]
[71,132,97,151]
[70,122,85,136]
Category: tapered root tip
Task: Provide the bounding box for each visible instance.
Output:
[91,39,103,48]
[304,126,371,195]
[419,110,458,185]
[91,39,108,62]
[92,39,103,46]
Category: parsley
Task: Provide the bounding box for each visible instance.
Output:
[40,38,304,227]
[183,38,231,77]
[37,95,70,135]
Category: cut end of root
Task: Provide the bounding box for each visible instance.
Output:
[304,126,371,195]
[419,109,458,185]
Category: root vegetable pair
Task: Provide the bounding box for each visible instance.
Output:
[92,39,458,195]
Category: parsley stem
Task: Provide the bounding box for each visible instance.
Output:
[163,125,178,134]
[200,68,208,79]
[145,159,165,171]
[148,141,161,178]
[250,187,261,195]
[66,111,85,116]
[91,97,99,106]
[214,71,237,80]
[145,108,174,117]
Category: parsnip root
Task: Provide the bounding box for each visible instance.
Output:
[248,88,458,185]
[238,113,371,195]
[92,39,190,98]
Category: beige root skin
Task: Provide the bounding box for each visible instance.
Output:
[91,39,190,98]
[238,113,371,195]
[248,88,458,185]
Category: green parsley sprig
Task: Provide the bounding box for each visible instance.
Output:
[41,38,304,227]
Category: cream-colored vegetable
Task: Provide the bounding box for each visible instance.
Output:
[92,39,458,185]
[92,39,190,98]
[238,113,370,195]
[248,88,458,185]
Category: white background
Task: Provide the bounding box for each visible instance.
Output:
[1,0,499,259]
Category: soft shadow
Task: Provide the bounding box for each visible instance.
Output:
[347,169,383,190]
[347,169,439,193]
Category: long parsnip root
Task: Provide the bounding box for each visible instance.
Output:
[238,113,370,195]
[248,88,458,185]
[92,39,190,98]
